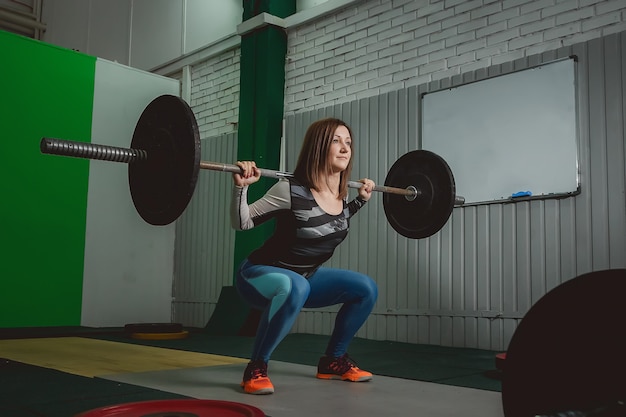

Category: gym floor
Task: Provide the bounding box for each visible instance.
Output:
[0,328,504,417]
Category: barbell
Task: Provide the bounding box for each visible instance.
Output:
[40,95,464,239]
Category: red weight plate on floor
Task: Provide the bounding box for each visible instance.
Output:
[130,330,189,340]
[495,352,506,370]
[75,399,265,417]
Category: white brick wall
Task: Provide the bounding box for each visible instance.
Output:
[189,0,625,132]
[190,49,240,139]
[284,0,626,114]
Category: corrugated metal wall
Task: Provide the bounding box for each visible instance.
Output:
[173,133,238,327]
[284,31,626,351]
[173,31,626,350]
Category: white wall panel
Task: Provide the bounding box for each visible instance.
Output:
[89,0,131,65]
[81,59,180,327]
[130,0,184,70]
[184,0,241,54]
[41,0,242,71]
[41,0,90,53]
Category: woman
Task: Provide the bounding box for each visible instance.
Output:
[231,118,379,395]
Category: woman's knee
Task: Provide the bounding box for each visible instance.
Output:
[357,274,378,306]
[353,271,377,294]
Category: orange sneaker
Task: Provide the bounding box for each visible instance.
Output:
[316,354,373,382]
[241,360,274,395]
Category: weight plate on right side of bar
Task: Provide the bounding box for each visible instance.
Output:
[383,150,456,239]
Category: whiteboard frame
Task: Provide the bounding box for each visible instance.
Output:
[421,57,581,206]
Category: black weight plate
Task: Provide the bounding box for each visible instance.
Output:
[124,322,183,334]
[383,150,456,239]
[502,269,626,417]
[129,95,201,225]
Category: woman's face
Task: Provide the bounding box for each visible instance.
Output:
[328,125,352,173]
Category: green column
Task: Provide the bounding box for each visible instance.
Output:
[234,1,296,277]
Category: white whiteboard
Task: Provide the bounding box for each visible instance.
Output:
[422,58,579,204]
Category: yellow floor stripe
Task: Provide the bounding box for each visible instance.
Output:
[0,337,247,378]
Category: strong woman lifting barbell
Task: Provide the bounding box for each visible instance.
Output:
[40,94,464,239]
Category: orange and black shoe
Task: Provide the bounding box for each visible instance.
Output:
[241,360,274,395]
[316,353,373,382]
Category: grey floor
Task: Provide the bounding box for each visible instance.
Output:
[102,360,505,417]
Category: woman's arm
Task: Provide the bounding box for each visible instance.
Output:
[347,177,374,217]
[230,179,291,230]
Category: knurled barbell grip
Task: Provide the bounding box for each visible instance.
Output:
[40,138,147,164]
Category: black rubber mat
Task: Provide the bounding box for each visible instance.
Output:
[0,358,189,417]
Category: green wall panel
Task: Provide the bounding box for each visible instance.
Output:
[0,31,96,327]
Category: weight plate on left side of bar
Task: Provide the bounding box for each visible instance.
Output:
[129,95,201,226]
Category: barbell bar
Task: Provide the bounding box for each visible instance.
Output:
[201,160,423,201]
[40,137,424,200]
[200,160,463,207]
[39,94,465,238]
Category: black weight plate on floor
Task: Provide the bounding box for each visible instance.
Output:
[383,150,456,239]
[123,323,183,334]
[129,95,201,225]
[502,269,626,417]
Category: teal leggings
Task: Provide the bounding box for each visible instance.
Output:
[236,259,378,363]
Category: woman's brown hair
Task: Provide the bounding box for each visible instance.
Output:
[293,118,354,200]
